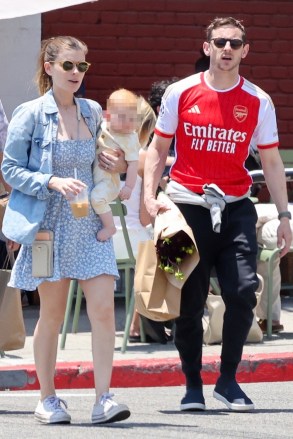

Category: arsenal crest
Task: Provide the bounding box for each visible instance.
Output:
[233,105,248,123]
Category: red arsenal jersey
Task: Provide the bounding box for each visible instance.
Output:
[155,72,279,196]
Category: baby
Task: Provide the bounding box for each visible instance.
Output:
[91,88,141,241]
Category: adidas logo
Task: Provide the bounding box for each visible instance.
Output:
[188,105,201,114]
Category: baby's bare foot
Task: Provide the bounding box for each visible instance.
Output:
[97,226,116,241]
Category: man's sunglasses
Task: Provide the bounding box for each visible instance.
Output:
[209,38,244,50]
[50,60,91,73]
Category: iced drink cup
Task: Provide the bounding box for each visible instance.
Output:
[69,186,89,218]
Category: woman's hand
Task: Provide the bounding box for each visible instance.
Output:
[48,176,86,198]
[98,149,127,174]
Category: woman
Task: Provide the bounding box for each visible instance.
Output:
[1,36,130,425]
[112,97,156,261]
[111,97,173,343]
[112,97,155,340]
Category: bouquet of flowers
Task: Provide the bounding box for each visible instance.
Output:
[153,192,199,288]
[134,192,199,322]
[156,230,196,280]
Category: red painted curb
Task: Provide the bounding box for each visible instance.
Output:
[1,353,293,391]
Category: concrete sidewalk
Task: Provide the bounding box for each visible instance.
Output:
[1,295,293,391]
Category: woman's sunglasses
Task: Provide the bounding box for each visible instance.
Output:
[209,38,244,50]
[50,60,91,73]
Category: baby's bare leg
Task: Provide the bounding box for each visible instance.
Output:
[97,211,116,241]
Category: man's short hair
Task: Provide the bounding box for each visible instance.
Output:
[206,17,246,43]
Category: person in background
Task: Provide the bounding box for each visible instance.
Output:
[91,88,141,241]
[112,98,157,340]
[1,36,130,425]
[0,100,37,306]
[194,48,210,73]
[143,16,292,412]
[0,99,10,265]
[129,77,181,341]
[148,78,179,191]
[148,78,180,117]
[0,99,9,196]
[112,96,156,262]
[254,200,293,333]
[113,97,173,343]
[127,79,179,343]
[245,143,286,333]
[99,86,176,344]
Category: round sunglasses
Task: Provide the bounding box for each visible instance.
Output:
[50,60,91,73]
[209,38,244,50]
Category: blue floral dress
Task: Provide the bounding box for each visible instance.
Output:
[9,138,119,290]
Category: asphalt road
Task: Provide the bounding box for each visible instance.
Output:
[0,383,292,438]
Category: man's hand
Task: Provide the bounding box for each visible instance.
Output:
[145,196,170,218]
[98,149,127,174]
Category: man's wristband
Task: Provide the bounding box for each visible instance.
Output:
[278,211,292,220]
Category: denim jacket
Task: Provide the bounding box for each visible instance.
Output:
[1,89,102,244]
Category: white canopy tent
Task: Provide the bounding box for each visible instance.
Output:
[0,1,97,117]
[0,0,97,20]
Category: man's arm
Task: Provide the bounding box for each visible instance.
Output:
[259,147,292,256]
[144,133,173,217]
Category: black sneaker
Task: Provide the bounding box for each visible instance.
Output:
[213,379,255,411]
[180,387,206,411]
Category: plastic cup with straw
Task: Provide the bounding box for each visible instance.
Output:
[69,168,89,218]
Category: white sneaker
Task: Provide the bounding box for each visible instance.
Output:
[34,395,71,424]
[91,392,130,424]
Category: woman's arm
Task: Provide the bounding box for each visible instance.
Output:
[138,149,152,227]
[1,104,52,196]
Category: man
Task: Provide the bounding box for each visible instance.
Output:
[144,16,292,412]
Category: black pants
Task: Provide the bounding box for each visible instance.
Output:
[175,199,259,388]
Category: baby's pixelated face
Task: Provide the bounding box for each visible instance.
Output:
[107,99,138,134]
